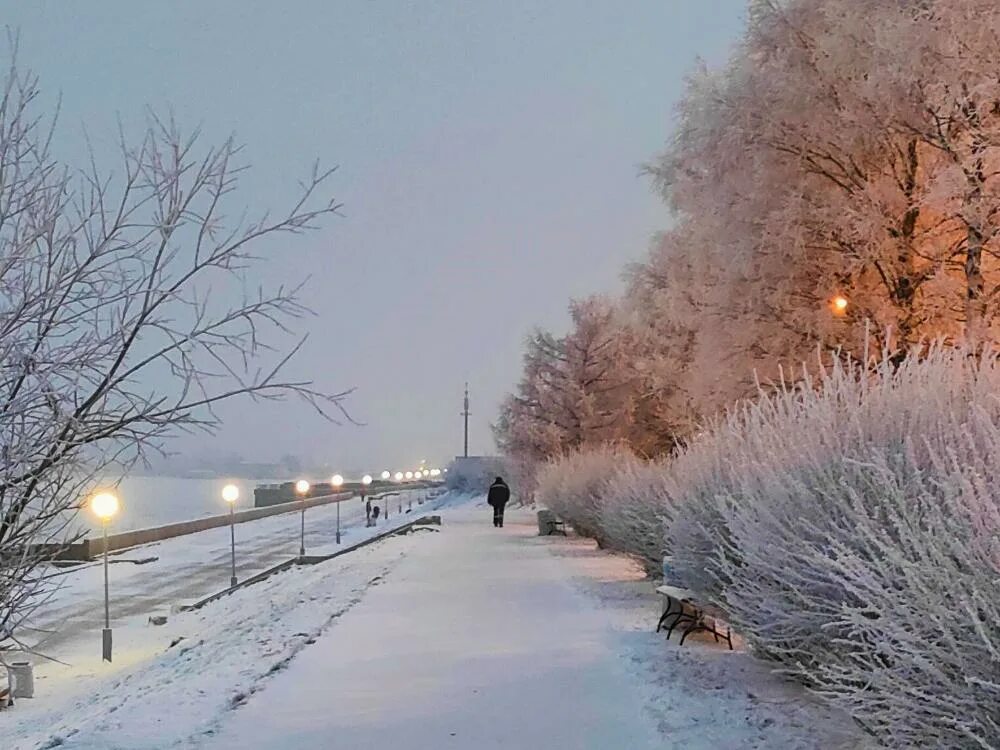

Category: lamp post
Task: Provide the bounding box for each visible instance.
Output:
[296,479,310,557]
[380,470,391,481]
[360,474,373,529]
[90,491,119,662]
[331,474,344,543]
[222,484,239,586]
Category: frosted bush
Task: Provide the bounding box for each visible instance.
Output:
[683,346,1000,748]
[529,346,1000,746]
[535,446,635,546]
[598,459,673,575]
[659,416,747,605]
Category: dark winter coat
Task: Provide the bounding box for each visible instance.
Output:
[487,479,510,508]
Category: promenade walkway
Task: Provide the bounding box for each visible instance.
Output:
[203,506,663,749]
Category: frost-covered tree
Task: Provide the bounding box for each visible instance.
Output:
[494,296,639,486]
[643,0,1000,419]
[0,56,347,651]
[622,228,702,446]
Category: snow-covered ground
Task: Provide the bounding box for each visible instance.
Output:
[198,504,861,750]
[4,488,454,750]
[6,498,862,749]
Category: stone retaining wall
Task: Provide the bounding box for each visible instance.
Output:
[43,491,353,561]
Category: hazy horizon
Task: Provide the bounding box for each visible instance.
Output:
[4,1,747,470]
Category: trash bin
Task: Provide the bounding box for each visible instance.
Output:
[662,555,674,582]
[7,662,33,698]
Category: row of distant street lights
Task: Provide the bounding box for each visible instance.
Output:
[86,465,446,663]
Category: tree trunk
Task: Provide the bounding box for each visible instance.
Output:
[965,223,986,343]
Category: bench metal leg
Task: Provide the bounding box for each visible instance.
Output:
[679,619,706,646]
[678,618,734,649]
[656,598,682,633]
[666,612,697,641]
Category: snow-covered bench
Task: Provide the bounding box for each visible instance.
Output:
[656,584,733,650]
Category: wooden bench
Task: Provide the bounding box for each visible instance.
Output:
[537,510,567,536]
[656,585,733,650]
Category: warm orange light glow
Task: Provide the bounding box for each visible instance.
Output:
[832,296,849,315]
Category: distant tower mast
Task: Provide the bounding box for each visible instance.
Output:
[462,383,470,458]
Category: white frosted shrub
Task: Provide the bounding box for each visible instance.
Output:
[690,346,1000,748]
[597,459,671,574]
[535,446,635,546]
[530,347,1000,746]
[659,415,749,604]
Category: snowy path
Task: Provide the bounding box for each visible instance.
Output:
[7,497,859,749]
[202,506,665,749]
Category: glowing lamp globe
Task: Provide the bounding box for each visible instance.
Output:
[380,470,391,480]
[295,479,310,495]
[405,471,413,480]
[222,484,239,504]
[394,472,404,481]
[90,492,120,521]
[331,474,344,488]
[832,296,849,315]
[362,474,373,486]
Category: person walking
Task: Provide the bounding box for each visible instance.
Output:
[365,497,372,527]
[487,476,510,528]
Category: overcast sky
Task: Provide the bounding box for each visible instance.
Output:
[5,1,746,473]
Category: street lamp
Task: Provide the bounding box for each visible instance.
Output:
[380,470,391,481]
[404,471,413,480]
[296,479,310,557]
[394,471,404,482]
[90,491,119,662]
[331,474,344,544]
[222,484,239,587]
[361,474,373,527]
